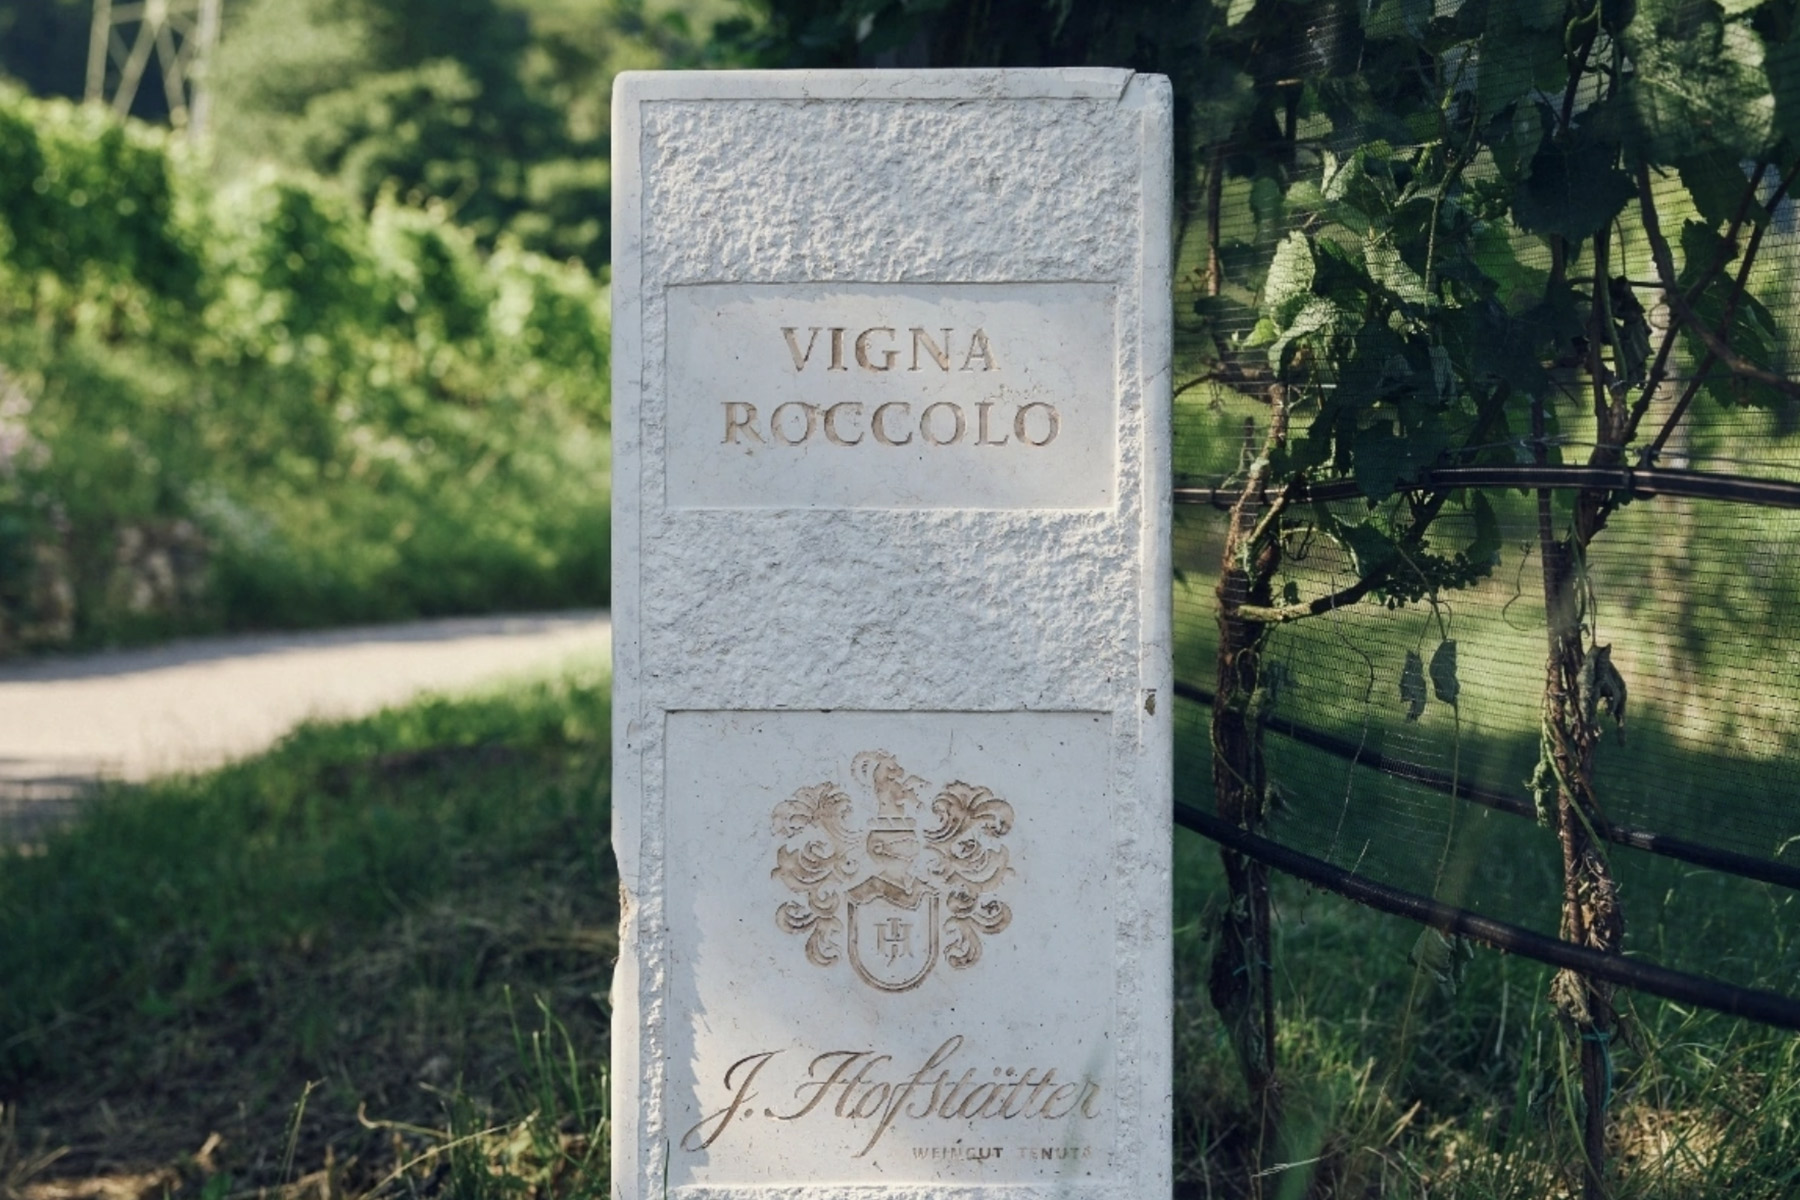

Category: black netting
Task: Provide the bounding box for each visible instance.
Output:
[1171,94,1800,1018]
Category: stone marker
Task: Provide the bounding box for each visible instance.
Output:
[612,69,1172,1198]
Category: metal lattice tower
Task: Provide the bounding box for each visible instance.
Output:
[85,0,223,141]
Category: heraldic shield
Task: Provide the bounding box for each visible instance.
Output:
[771,748,1016,994]
[847,875,940,992]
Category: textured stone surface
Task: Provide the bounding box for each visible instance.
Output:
[613,69,1171,1199]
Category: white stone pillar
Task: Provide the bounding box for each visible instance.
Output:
[612,68,1172,1200]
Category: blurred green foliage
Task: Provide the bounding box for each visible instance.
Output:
[210,0,755,269]
[0,87,612,652]
[0,0,92,113]
[0,0,764,653]
[0,0,758,269]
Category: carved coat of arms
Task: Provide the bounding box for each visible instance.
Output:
[771,750,1015,992]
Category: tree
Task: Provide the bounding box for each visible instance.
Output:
[0,86,614,649]
[210,0,566,251]
[208,0,752,269]
[0,0,97,107]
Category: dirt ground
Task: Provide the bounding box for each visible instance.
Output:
[0,612,611,839]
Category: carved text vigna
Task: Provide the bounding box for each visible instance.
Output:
[782,326,997,374]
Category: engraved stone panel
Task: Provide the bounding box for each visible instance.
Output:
[613,69,1171,1200]
[665,283,1116,509]
[665,711,1115,1186]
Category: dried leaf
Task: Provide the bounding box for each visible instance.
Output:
[1400,650,1427,721]
[1582,642,1628,742]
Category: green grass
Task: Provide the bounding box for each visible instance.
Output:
[1172,823,1800,1198]
[3,653,1798,1199]
[0,666,615,1198]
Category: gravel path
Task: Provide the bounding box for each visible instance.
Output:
[0,611,610,837]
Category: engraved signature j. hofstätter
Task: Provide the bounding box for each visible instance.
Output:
[680,1034,1104,1156]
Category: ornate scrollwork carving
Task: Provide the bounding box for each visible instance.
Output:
[771,753,1016,991]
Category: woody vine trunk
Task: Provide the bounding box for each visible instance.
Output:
[1533,256,1629,1196]
[1536,500,1624,1200]
[1208,393,1287,1172]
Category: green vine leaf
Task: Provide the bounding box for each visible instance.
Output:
[1512,133,1635,242]
[1429,638,1460,706]
[1609,278,1651,387]
[1364,239,1431,306]
[1677,151,1763,228]
[1409,928,1475,997]
[1679,216,1734,283]
[1767,27,1800,147]
[1261,232,1315,327]
[1350,419,1449,500]
[1351,425,1411,500]
[1478,3,1568,119]
[1468,491,1502,570]
[1267,295,1348,370]
[1624,0,1777,160]
[1688,286,1787,407]
[1363,0,1431,43]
